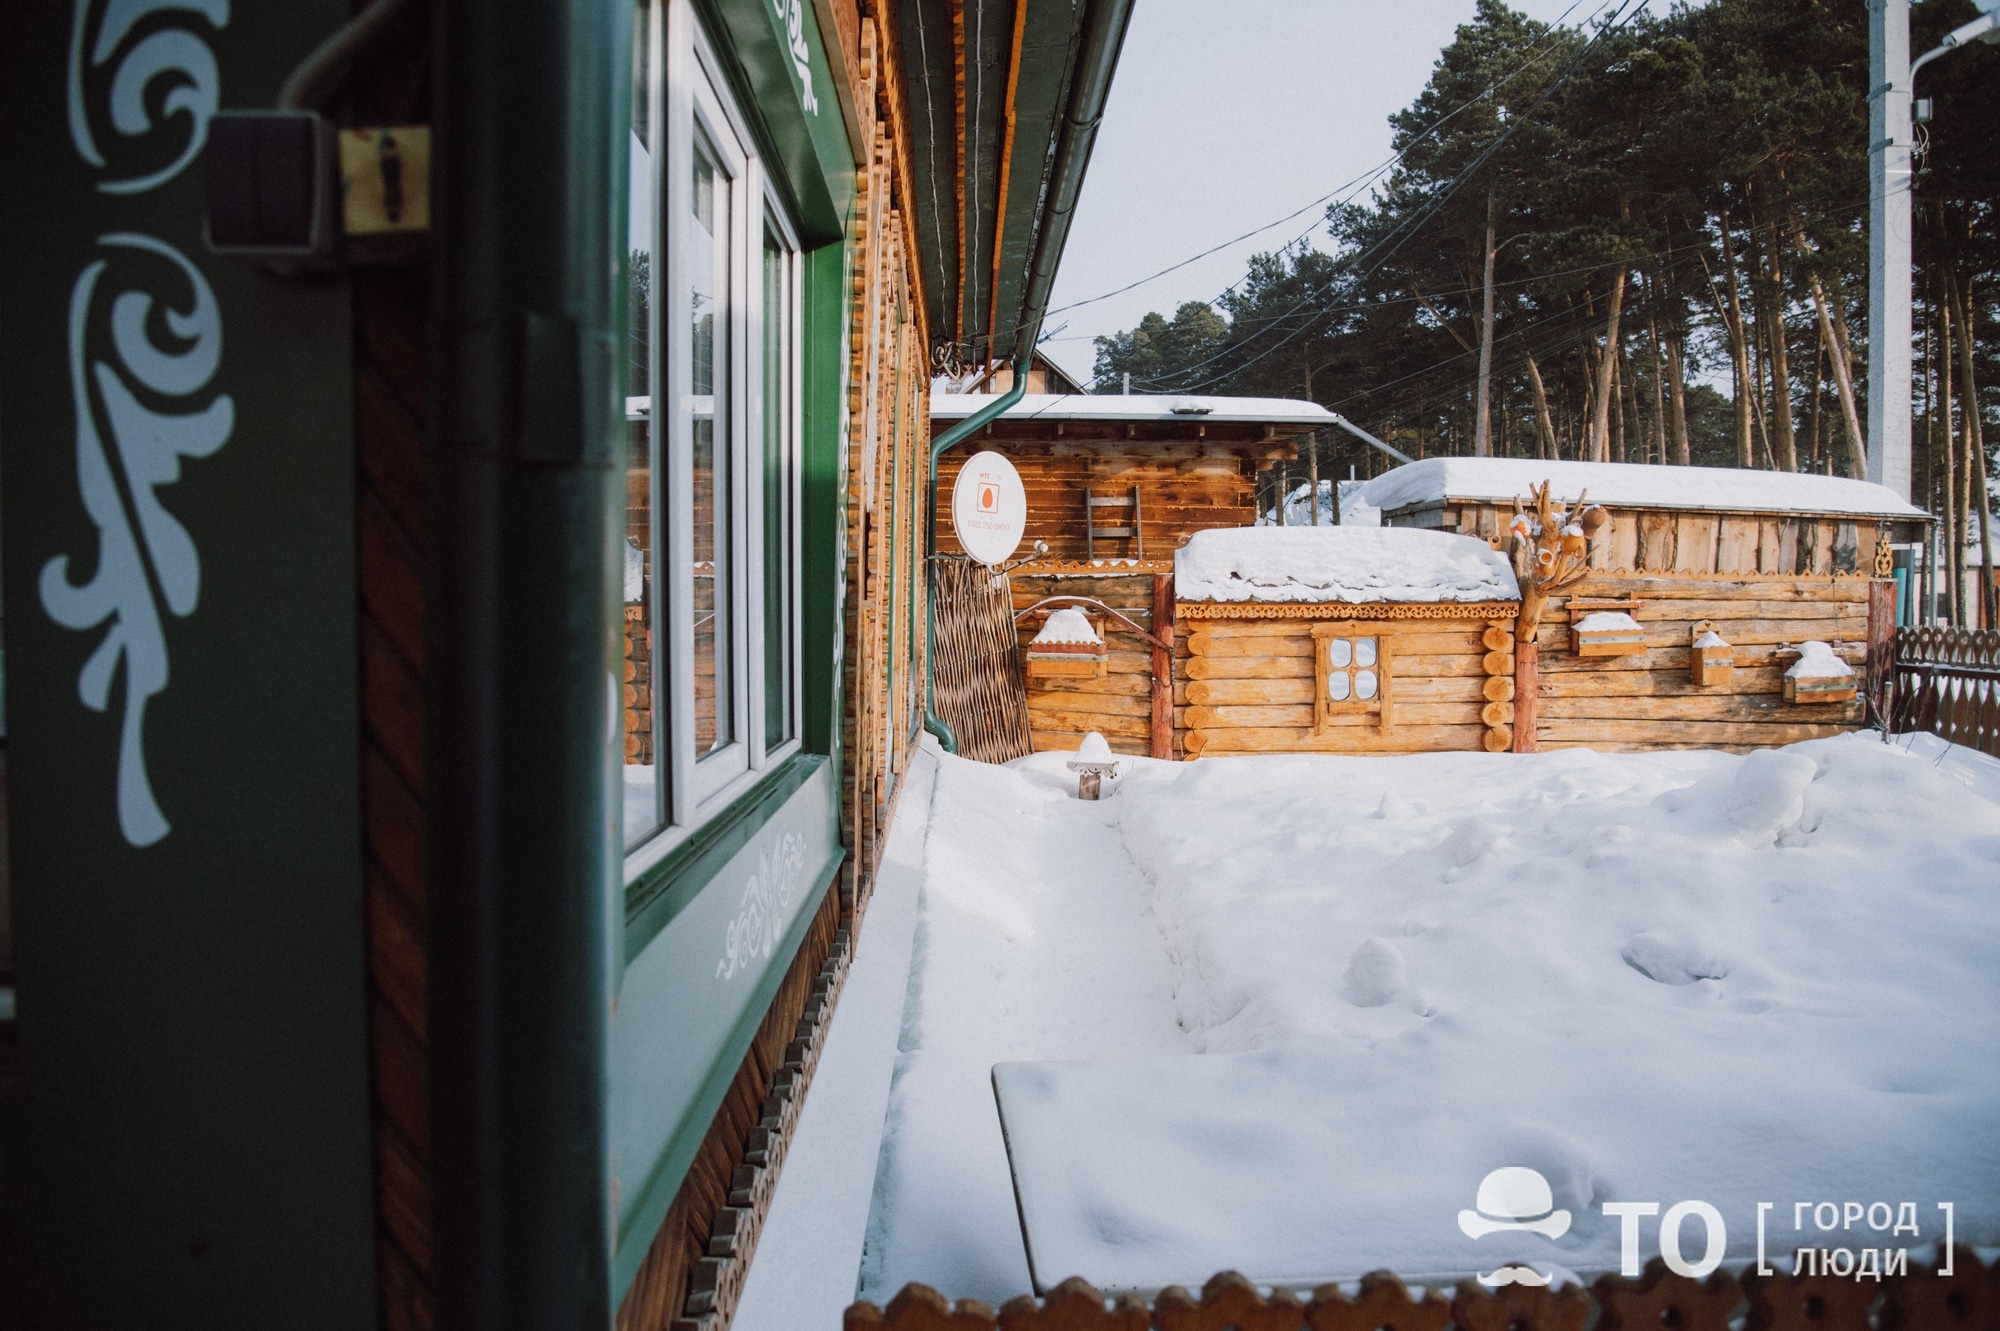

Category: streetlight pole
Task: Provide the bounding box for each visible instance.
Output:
[1867,0,1912,501]
[1868,0,2000,507]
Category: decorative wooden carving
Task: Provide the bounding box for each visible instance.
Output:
[1593,1260,1740,1331]
[845,1251,2000,1331]
[1305,1272,1450,1331]
[1155,1272,1307,1331]
[1509,480,1608,638]
[1450,1278,1592,1331]
[1180,600,1521,622]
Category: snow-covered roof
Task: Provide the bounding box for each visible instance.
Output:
[928,392,1336,428]
[1356,457,1928,520]
[1176,526,1520,604]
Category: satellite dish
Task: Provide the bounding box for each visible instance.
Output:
[951,450,1028,565]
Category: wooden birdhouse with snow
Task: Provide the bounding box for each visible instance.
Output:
[1570,610,1647,658]
[1690,624,1733,687]
[1025,606,1107,679]
[1782,640,1858,704]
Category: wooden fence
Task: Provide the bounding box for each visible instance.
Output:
[931,555,1034,765]
[1892,626,2000,758]
[847,1253,1999,1331]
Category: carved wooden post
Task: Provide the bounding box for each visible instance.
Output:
[1866,577,1898,727]
[1513,639,1540,752]
[1151,573,1174,759]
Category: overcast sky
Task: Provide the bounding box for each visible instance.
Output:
[1038,0,1643,388]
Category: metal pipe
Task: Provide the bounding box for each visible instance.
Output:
[923,366,1028,752]
[921,0,1136,754]
[1329,412,1416,466]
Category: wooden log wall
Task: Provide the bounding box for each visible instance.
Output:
[1430,503,1879,577]
[838,11,927,922]
[935,449,1261,562]
[1527,573,1874,752]
[1171,606,1520,758]
[1012,565,1171,756]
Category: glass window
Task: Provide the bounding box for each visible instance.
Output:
[689,132,733,760]
[623,0,661,848]
[620,2,803,861]
[762,224,794,751]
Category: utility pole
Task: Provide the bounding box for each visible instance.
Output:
[1867,0,1912,501]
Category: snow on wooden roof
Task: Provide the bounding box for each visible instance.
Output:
[928,392,1336,429]
[1175,526,1520,605]
[1356,457,1928,520]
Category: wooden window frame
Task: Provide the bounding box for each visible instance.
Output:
[1311,621,1396,734]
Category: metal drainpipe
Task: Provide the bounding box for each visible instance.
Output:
[922,0,1136,755]
[924,365,1028,752]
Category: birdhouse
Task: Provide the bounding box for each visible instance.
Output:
[1025,606,1106,679]
[1065,731,1122,800]
[1782,640,1858,703]
[1690,625,1733,687]
[1570,610,1647,657]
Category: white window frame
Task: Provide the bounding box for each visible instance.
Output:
[625,1,804,878]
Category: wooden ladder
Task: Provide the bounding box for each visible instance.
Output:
[1084,485,1144,560]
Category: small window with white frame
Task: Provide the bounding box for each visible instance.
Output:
[621,0,802,861]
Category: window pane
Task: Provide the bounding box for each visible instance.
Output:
[762,227,793,750]
[622,0,660,848]
[1355,636,1377,667]
[1327,671,1351,702]
[691,133,732,758]
[1355,669,1379,701]
[1328,638,1352,668]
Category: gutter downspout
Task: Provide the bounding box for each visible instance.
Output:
[923,368,1028,752]
[1330,412,1416,466]
[921,0,1136,754]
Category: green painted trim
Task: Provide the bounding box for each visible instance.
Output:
[800,240,848,764]
[611,834,844,1293]
[623,752,828,962]
[696,0,854,245]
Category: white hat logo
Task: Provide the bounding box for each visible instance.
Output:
[1458,1167,1571,1290]
[1458,1166,1573,1240]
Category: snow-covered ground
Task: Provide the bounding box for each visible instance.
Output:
[768,732,2000,1309]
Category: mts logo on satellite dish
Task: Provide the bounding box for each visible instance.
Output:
[976,474,1000,514]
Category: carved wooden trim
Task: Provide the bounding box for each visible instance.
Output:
[1179,601,1521,622]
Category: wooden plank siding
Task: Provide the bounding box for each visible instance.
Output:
[1011,567,1167,756]
[937,451,1260,563]
[1425,503,1878,576]
[1527,573,1874,752]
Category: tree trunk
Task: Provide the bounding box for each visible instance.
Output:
[1612,342,1628,463]
[1792,216,1867,478]
[1720,209,1755,467]
[1807,319,1827,475]
[1474,183,1498,457]
[1588,268,1627,461]
[1760,226,1799,472]
[1645,283,1668,465]
[1941,291,1961,624]
[1526,354,1558,460]
[1952,270,1991,628]
[1666,333,1691,465]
